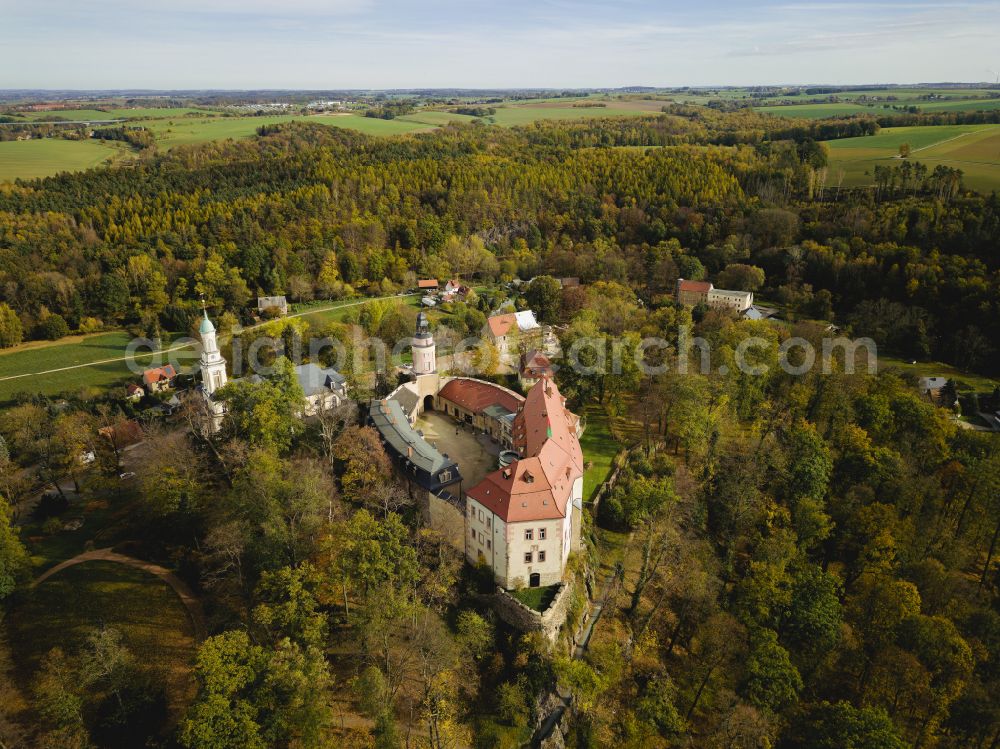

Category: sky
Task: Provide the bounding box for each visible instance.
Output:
[2,0,999,89]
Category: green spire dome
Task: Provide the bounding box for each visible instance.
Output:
[199,309,215,335]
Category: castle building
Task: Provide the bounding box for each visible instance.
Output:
[369,315,584,590]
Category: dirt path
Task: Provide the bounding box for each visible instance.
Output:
[529,565,623,747]
[0,293,417,384]
[32,548,207,641]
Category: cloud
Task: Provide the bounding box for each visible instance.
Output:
[2,0,999,88]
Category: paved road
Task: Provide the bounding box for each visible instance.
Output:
[0,293,418,384]
[32,547,207,641]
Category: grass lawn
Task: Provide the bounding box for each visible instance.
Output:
[6,561,197,726]
[878,355,1000,394]
[510,583,560,611]
[825,124,1000,193]
[0,330,200,404]
[291,294,421,328]
[19,484,138,573]
[580,405,618,502]
[592,525,630,579]
[0,138,128,181]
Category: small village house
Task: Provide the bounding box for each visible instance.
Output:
[142,364,177,394]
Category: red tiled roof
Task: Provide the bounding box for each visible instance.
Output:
[486,313,517,338]
[142,364,177,386]
[469,377,583,523]
[418,279,439,289]
[678,279,712,293]
[438,378,523,415]
[466,457,565,522]
[521,350,554,378]
[99,420,144,446]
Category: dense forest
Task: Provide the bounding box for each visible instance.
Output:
[0,111,997,371]
[0,111,999,748]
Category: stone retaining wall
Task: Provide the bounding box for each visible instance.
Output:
[492,580,575,645]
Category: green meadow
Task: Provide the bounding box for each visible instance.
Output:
[145,112,431,148]
[824,124,1000,192]
[0,138,128,181]
[487,102,658,126]
[397,110,479,126]
[757,102,882,119]
[0,331,199,404]
[13,106,215,121]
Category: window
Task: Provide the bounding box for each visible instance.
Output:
[524,552,533,564]
[486,517,491,529]
[440,470,452,483]
[524,529,533,541]
[487,540,491,550]
[538,550,546,562]
[539,527,546,540]
[469,506,474,517]
[479,509,484,522]
[470,528,475,539]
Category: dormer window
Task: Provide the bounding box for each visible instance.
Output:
[523,471,534,484]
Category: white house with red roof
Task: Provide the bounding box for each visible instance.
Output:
[676,278,753,312]
[484,309,542,362]
[465,376,583,588]
[142,364,177,394]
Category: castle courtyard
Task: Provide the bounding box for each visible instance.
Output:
[414,410,499,491]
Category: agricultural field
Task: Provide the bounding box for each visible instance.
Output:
[4,107,215,122]
[143,112,431,148]
[824,124,1000,192]
[396,110,479,126]
[0,100,668,181]
[486,100,660,126]
[755,102,883,119]
[0,138,128,181]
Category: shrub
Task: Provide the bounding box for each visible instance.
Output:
[36,314,69,341]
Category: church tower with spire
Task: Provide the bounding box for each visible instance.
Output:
[198,303,228,431]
